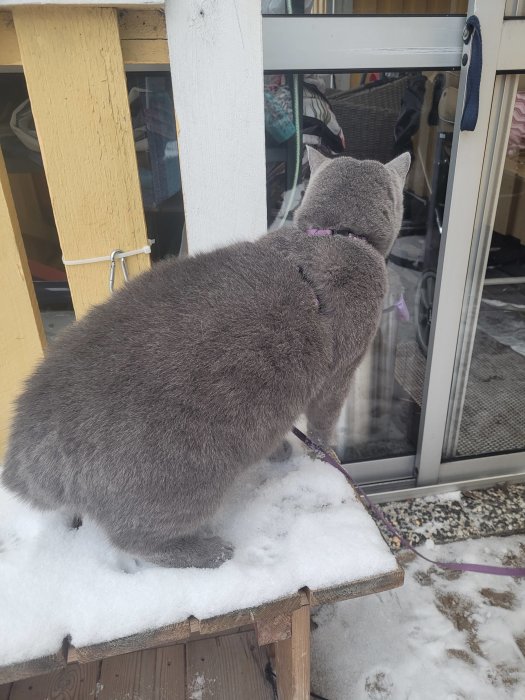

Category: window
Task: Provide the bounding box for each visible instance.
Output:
[264,69,459,462]
[0,71,184,340]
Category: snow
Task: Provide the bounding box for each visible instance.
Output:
[188,673,208,700]
[0,452,396,668]
[431,490,463,503]
[312,535,525,700]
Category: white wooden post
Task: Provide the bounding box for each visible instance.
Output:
[165,0,267,253]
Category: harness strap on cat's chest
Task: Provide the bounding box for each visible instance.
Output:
[306,227,366,240]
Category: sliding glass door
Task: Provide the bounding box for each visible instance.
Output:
[440,73,525,478]
[262,1,525,489]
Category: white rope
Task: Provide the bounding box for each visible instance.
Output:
[62,242,153,267]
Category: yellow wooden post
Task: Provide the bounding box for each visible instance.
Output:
[13,6,150,317]
[0,148,45,459]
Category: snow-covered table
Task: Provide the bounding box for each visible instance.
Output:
[0,454,403,698]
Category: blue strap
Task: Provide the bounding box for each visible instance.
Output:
[460,15,482,132]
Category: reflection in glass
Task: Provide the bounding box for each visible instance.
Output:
[264,70,458,462]
[447,80,525,459]
[0,74,73,342]
[0,73,184,342]
[127,74,186,261]
[262,0,467,15]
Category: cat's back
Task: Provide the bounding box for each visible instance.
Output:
[4,240,328,495]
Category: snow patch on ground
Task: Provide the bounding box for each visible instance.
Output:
[0,453,396,667]
[312,535,525,700]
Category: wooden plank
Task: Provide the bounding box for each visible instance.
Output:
[67,620,191,665]
[450,0,468,11]
[0,148,45,460]
[256,614,292,646]
[13,7,150,317]
[309,566,405,606]
[97,651,142,700]
[274,605,310,700]
[0,11,19,66]
[353,0,379,11]
[404,0,427,12]
[68,594,303,664]
[97,648,180,700]
[427,0,451,12]
[1,10,169,67]
[136,649,157,700]
[9,662,99,700]
[199,593,304,637]
[186,631,273,700]
[118,9,169,65]
[154,645,185,700]
[0,652,67,687]
[377,0,405,12]
[118,9,166,39]
[120,38,169,65]
[165,0,267,254]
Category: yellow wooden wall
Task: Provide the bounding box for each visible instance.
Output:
[0,7,157,458]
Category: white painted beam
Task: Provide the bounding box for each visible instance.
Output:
[415,0,507,486]
[262,16,466,71]
[165,0,267,253]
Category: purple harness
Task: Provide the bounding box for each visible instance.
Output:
[306,227,356,238]
[292,426,525,577]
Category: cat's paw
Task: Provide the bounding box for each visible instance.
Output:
[210,539,235,568]
[268,440,292,463]
[177,535,234,569]
[142,534,235,569]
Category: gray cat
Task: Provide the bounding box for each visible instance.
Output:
[2,148,410,568]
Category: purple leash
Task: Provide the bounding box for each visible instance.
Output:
[292,426,525,578]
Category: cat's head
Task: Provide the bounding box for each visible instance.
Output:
[293,148,411,257]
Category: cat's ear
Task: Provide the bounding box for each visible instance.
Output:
[387,152,411,181]
[306,146,328,175]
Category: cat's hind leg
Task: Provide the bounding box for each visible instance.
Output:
[110,527,234,569]
[268,439,292,462]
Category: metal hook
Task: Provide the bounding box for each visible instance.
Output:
[109,250,129,293]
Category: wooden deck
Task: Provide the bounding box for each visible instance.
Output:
[0,567,404,699]
[0,630,274,700]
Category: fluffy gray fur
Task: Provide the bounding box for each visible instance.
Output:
[2,150,410,568]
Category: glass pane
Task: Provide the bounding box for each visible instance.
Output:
[0,72,184,342]
[0,74,74,342]
[262,0,467,15]
[446,79,525,459]
[126,73,186,262]
[265,70,459,462]
[505,0,525,17]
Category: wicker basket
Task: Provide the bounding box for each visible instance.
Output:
[328,77,411,163]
